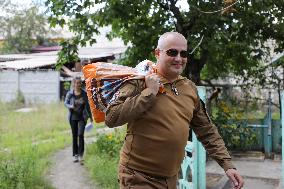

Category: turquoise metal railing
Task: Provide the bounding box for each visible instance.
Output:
[179,88,282,188]
[246,91,272,157]
[281,91,284,189]
[178,86,206,189]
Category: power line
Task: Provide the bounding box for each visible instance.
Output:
[192,0,240,14]
[189,35,204,54]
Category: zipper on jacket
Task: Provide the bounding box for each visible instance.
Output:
[170,83,179,95]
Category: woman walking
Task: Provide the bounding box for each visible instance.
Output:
[64,76,92,164]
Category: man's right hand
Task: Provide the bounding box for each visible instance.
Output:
[145,73,160,95]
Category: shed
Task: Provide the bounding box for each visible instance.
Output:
[0,55,60,104]
[0,45,127,104]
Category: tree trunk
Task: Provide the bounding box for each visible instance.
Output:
[183,49,209,85]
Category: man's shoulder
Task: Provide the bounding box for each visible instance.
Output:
[126,78,144,85]
[123,79,145,90]
[179,76,197,90]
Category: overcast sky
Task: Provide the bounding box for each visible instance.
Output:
[9,0,189,11]
[10,0,35,8]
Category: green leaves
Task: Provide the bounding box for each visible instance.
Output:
[212,100,258,150]
[0,6,48,54]
[56,38,80,70]
[95,129,125,158]
[46,0,284,84]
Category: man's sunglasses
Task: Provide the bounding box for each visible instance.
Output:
[160,49,188,58]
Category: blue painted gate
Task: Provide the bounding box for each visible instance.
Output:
[179,86,206,189]
[281,91,284,189]
[179,89,284,188]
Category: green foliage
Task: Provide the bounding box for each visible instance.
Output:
[0,6,48,54]
[63,81,71,90]
[46,0,284,83]
[1,36,34,54]
[36,36,58,46]
[0,102,70,189]
[95,129,125,158]
[272,112,280,120]
[0,148,53,189]
[15,90,25,106]
[56,39,80,70]
[211,100,257,150]
[84,128,126,189]
[85,144,119,189]
[0,0,10,8]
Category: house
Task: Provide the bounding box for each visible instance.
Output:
[0,40,127,104]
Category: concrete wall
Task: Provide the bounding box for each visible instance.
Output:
[0,70,18,102]
[0,70,60,104]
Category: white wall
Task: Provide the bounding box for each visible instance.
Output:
[0,70,19,102]
[0,70,60,104]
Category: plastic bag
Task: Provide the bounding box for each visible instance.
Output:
[82,60,157,123]
[85,122,94,132]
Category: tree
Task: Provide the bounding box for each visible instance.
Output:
[45,0,284,84]
[0,5,48,53]
[0,0,10,9]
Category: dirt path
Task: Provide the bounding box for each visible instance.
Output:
[47,127,122,189]
[47,146,98,189]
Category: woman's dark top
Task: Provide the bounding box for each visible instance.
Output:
[71,93,85,120]
[64,89,92,123]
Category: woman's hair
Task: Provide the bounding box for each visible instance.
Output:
[72,76,82,89]
[73,76,82,81]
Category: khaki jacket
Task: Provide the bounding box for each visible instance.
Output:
[105,75,234,177]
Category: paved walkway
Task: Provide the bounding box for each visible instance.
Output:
[206,158,281,189]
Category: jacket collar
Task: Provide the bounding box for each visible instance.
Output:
[159,75,186,84]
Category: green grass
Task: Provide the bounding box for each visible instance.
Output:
[0,102,71,189]
[84,128,126,189]
[0,100,116,189]
[272,112,280,120]
[84,121,106,138]
[1,99,279,188]
[85,144,120,189]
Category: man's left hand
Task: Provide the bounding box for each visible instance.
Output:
[225,168,244,189]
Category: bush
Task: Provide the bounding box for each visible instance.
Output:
[0,147,53,189]
[211,100,257,150]
[95,129,125,158]
[85,146,119,189]
[85,128,126,189]
[15,90,25,106]
[0,102,69,189]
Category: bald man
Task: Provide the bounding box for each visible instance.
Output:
[105,32,244,189]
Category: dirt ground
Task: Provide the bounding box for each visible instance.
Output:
[47,146,98,189]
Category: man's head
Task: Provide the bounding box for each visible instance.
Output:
[155,32,188,81]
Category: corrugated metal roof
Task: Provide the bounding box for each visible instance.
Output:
[0,46,127,70]
[0,51,56,61]
[79,53,114,60]
[0,26,129,70]
[0,56,57,70]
